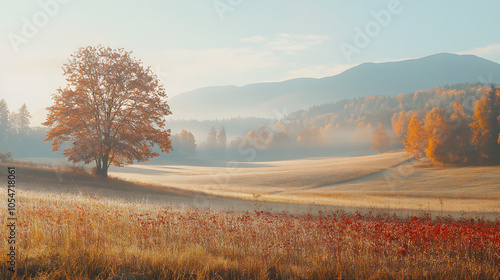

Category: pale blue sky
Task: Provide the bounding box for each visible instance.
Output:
[1,0,500,124]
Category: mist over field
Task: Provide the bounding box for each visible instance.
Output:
[1,1,500,279]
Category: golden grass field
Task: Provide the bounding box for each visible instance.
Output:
[1,151,499,279]
[1,185,499,279]
[109,151,500,219]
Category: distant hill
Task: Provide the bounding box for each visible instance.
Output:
[168,53,500,119]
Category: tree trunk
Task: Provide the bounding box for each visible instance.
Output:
[96,165,108,178]
[95,153,109,178]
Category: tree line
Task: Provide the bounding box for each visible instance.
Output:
[402,85,499,165]
[0,100,41,162]
[3,43,497,168]
[170,126,227,158]
[2,83,497,165]
[173,83,500,163]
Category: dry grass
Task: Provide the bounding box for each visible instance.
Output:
[109,152,411,195]
[108,151,500,217]
[0,163,369,217]
[0,160,499,279]
[0,190,499,280]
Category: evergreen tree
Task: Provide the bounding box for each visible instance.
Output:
[10,103,31,135]
[217,126,227,148]
[206,126,217,148]
[0,99,10,144]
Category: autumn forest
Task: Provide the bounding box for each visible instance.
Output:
[1,83,499,166]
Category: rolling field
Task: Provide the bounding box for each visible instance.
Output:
[1,152,499,279]
[109,151,500,219]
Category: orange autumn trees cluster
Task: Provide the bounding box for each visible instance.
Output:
[43,46,172,177]
[403,85,500,165]
[471,85,500,164]
[392,111,414,140]
[403,115,427,159]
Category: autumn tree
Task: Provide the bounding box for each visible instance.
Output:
[371,123,391,153]
[448,101,475,164]
[246,129,256,142]
[403,115,427,159]
[217,126,227,148]
[177,129,197,156]
[43,45,172,178]
[391,111,414,139]
[246,126,273,150]
[470,85,500,164]
[297,125,322,145]
[424,108,454,164]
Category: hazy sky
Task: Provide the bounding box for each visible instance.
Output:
[1,0,500,125]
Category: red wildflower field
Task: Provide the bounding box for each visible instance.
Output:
[0,192,499,279]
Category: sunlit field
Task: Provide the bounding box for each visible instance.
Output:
[110,151,500,218]
[3,1,500,279]
[0,190,499,280]
[1,156,499,279]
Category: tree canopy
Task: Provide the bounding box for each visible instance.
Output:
[371,123,391,153]
[0,99,10,143]
[177,129,196,156]
[206,126,218,148]
[400,85,499,165]
[43,45,172,177]
[217,126,227,148]
[403,115,427,160]
[471,85,500,164]
[10,103,31,135]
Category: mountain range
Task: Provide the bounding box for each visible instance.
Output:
[168,53,500,120]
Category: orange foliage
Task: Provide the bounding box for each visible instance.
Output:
[447,101,475,164]
[391,111,414,138]
[424,108,452,164]
[246,126,273,149]
[470,85,500,164]
[403,115,427,160]
[43,45,172,177]
[297,125,322,145]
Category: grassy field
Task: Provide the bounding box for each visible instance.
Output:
[109,151,500,219]
[1,152,499,279]
[0,188,498,279]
